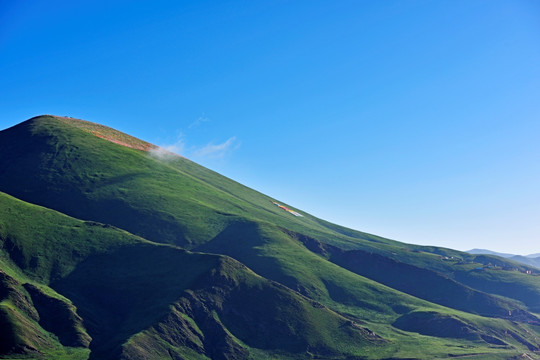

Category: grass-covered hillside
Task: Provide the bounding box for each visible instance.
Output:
[1,115,540,359]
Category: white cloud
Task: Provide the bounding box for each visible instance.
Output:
[162,141,185,155]
[188,114,210,128]
[148,134,239,162]
[148,134,185,161]
[192,137,238,159]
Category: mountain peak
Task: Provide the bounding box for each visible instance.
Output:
[32,114,157,152]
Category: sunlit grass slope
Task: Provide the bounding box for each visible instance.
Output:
[1,116,538,302]
[1,115,540,359]
[0,191,384,360]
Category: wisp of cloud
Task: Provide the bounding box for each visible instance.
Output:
[148,136,185,161]
[192,136,238,159]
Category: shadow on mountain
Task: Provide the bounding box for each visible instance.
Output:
[294,231,538,321]
[52,244,217,359]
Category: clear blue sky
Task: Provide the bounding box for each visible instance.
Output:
[1,0,539,254]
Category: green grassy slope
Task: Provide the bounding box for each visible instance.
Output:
[0,191,384,360]
[0,269,90,360]
[0,116,412,251]
[1,116,538,312]
[1,115,540,359]
[293,232,536,319]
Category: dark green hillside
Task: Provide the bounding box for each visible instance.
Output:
[1,116,538,310]
[0,269,91,359]
[294,233,534,319]
[0,191,382,360]
[6,116,539,312]
[55,244,383,360]
[1,115,540,359]
[0,115,338,248]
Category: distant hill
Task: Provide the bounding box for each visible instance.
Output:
[1,115,540,359]
[467,249,540,270]
[510,255,540,269]
[467,248,515,258]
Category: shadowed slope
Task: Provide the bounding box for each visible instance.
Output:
[0,191,382,360]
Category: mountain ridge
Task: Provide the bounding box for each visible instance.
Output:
[1,115,540,359]
[467,249,540,270]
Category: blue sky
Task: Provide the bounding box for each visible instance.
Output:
[1,0,539,254]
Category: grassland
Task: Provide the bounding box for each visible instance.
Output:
[0,115,539,359]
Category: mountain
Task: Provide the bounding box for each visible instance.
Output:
[509,255,540,269]
[466,249,515,258]
[1,115,540,359]
[467,249,540,270]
